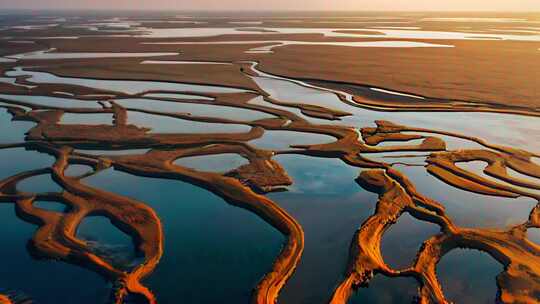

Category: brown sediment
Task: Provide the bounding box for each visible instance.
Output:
[255,39,540,110]
[2,17,540,303]
[426,149,540,199]
[330,166,540,304]
[332,30,386,35]
[0,295,11,304]
[1,70,539,303]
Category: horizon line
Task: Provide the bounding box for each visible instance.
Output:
[0,8,539,13]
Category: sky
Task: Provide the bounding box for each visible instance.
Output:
[1,0,539,11]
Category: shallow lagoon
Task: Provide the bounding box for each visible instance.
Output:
[268,155,379,304]
[0,109,34,143]
[394,165,536,228]
[83,168,284,303]
[0,148,110,303]
[126,111,251,134]
[116,98,275,121]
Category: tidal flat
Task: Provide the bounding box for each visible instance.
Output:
[0,10,539,304]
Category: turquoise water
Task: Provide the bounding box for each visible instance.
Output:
[83,168,284,303]
[268,155,379,304]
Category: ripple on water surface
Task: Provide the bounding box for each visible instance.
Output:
[83,168,284,303]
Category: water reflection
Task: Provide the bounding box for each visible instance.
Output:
[437,249,502,303]
[174,153,249,172]
[381,213,439,269]
[0,109,35,143]
[250,130,335,151]
[348,275,418,304]
[77,216,140,271]
[268,155,378,304]
[126,111,251,134]
[116,98,275,121]
[83,169,283,303]
[394,165,536,228]
[0,204,110,304]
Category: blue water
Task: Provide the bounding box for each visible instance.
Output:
[268,155,379,304]
[64,164,93,177]
[0,109,35,143]
[437,249,502,303]
[33,200,68,213]
[126,111,251,134]
[116,98,275,121]
[77,216,140,271]
[60,113,114,125]
[83,168,284,303]
[174,153,249,172]
[16,174,63,193]
[0,204,110,303]
[394,165,536,228]
[0,94,102,109]
[348,275,418,304]
[528,228,540,246]
[381,212,440,269]
[250,130,336,151]
[0,148,55,181]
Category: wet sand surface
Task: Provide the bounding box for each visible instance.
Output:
[0,10,539,304]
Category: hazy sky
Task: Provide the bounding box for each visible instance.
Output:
[1,0,539,11]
